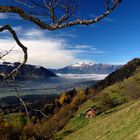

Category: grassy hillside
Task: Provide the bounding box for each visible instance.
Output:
[55,66,140,140]
[56,100,140,140]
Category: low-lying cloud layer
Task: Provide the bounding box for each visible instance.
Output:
[57,73,108,80]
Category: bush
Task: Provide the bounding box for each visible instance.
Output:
[96,93,115,114]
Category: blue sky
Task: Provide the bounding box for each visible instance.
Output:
[0,0,140,68]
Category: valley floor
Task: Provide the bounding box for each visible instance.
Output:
[55,99,140,140]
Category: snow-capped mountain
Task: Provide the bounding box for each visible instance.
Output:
[69,61,94,67]
[51,62,122,74]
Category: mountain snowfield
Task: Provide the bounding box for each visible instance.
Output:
[69,61,119,67]
[69,61,94,67]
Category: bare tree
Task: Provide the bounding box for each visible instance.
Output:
[0,0,122,116]
[0,0,121,30]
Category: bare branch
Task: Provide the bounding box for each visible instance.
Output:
[0,25,28,79]
[13,78,29,116]
[104,0,110,10]
[0,46,14,59]
[0,0,122,30]
[28,104,49,118]
[0,25,28,116]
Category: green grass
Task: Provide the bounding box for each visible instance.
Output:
[55,100,140,140]
[55,71,140,140]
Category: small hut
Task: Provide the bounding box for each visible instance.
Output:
[85,107,96,118]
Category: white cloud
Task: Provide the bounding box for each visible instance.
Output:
[104,17,116,23]
[24,29,45,38]
[75,45,93,49]
[0,38,80,68]
[0,13,22,20]
[23,39,79,68]
[57,32,77,38]
[0,13,8,19]
[0,27,107,68]
[73,45,106,54]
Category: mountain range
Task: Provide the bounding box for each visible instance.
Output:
[0,61,122,80]
[50,61,122,74]
[0,62,57,80]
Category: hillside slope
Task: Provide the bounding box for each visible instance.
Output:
[57,100,140,140]
[55,59,140,140]
[93,58,140,91]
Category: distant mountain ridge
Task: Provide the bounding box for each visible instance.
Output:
[51,61,122,74]
[0,62,57,80]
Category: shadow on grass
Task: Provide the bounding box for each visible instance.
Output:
[55,130,75,140]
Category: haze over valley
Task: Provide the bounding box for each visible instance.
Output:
[0,61,120,98]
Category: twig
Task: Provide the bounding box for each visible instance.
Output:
[0,46,15,59]
[12,78,29,116]
[28,104,48,118]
